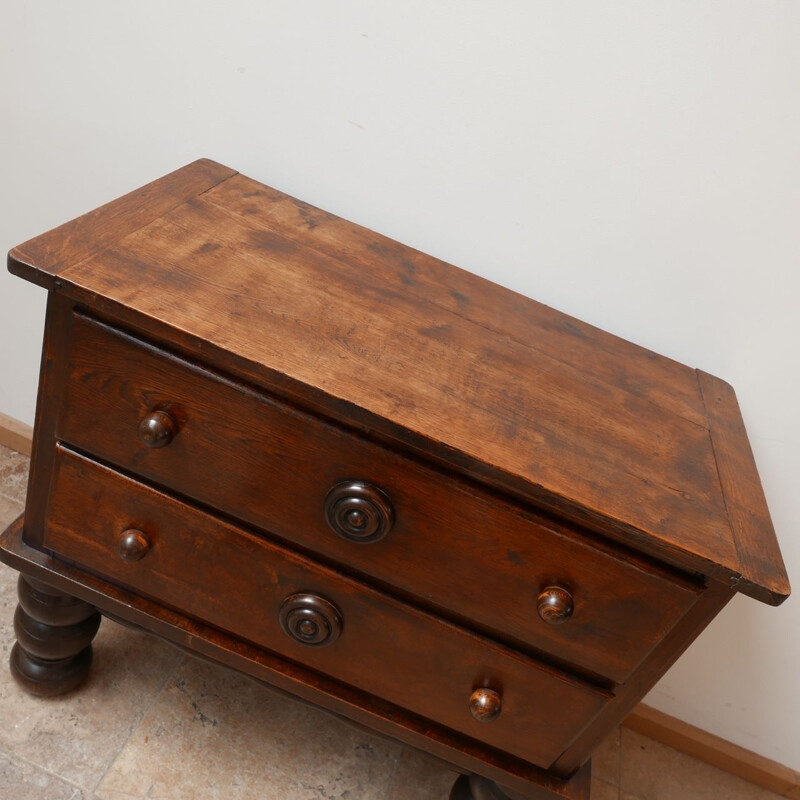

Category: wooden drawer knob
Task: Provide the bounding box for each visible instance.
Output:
[118,529,151,562]
[324,481,395,543]
[279,593,343,646]
[537,586,574,625]
[469,687,502,723]
[138,409,178,448]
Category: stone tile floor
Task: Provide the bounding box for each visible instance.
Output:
[0,444,786,800]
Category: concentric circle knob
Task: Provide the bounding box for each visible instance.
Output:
[138,409,178,448]
[537,586,574,625]
[279,593,343,646]
[324,481,395,543]
[469,688,502,723]
[118,529,151,562]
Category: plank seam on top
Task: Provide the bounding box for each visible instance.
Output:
[55,213,735,578]
[61,212,718,506]
[695,368,790,602]
[46,250,745,591]
[7,160,238,281]
[196,189,709,433]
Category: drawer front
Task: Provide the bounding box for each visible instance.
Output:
[45,446,609,768]
[58,313,699,683]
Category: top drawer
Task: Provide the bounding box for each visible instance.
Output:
[57,313,699,683]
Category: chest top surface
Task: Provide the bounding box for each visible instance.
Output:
[8,159,789,606]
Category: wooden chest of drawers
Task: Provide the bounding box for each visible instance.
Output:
[0,160,789,800]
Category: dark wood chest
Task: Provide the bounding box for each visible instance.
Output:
[0,160,789,800]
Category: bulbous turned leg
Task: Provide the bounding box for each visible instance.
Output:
[9,574,101,696]
[450,774,513,800]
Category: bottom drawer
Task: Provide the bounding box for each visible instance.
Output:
[44,445,609,768]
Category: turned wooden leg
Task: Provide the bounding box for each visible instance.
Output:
[450,774,514,800]
[9,574,101,696]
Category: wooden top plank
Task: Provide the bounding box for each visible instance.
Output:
[7,159,237,288]
[60,212,735,566]
[697,371,790,604]
[8,159,789,604]
[203,175,708,428]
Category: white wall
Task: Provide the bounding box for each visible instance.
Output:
[2,0,798,771]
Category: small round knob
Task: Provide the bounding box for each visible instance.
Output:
[324,481,395,543]
[118,529,151,562]
[138,410,178,448]
[537,586,574,625]
[469,688,502,723]
[279,593,343,646]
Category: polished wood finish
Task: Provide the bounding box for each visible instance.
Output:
[0,515,592,800]
[8,160,787,605]
[697,371,791,605]
[137,409,178,448]
[117,529,151,562]
[536,588,574,626]
[324,480,395,543]
[279,592,344,647]
[10,573,100,696]
[550,578,735,776]
[7,159,236,289]
[43,445,608,768]
[3,160,789,799]
[56,311,701,684]
[470,688,503,723]
[20,293,76,552]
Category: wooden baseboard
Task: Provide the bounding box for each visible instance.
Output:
[624,705,800,798]
[0,413,797,795]
[0,412,33,456]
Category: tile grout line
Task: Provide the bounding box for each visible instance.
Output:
[88,649,189,797]
[380,746,404,800]
[0,741,88,797]
[0,486,26,505]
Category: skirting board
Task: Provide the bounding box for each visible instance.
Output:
[0,412,32,457]
[624,705,800,799]
[0,414,797,796]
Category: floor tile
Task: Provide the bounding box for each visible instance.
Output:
[592,778,620,800]
[0,746,86,799]
[0,561,184,794]
[620,729,786,800]
[95,655,402,800]
[593,727,621,786]
[0,444,30,505]
[386,747,459,800]
[0,492,23,529]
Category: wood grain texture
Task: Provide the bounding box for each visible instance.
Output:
[550,578,735,775]
[20,293,75,550]
[8,161,788,603]
[58,312,700,685]
[624,704,800,799]
[698,370,790,604]
[203,175,707,428]
[0,514,593,800]
[4,159,791,797]
[10,573,101,696]
[44,445,610,770]
[7,159,236,288]
[56,207,739,583]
